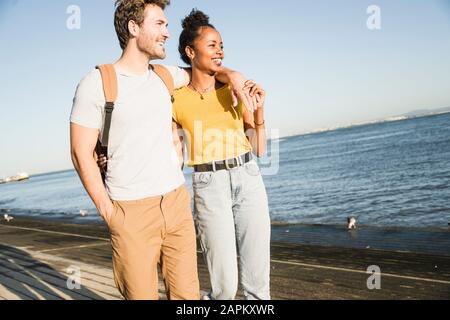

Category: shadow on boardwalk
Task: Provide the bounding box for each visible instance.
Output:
[0,244,105,300]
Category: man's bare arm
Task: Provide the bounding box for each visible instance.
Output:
[70,123,114,224]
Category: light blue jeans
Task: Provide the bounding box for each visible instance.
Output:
[192,159,271,300]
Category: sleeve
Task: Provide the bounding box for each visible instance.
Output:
[70,70,105,130]
[163,65,188,90]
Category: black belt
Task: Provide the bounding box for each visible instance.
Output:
[194,152,253,173]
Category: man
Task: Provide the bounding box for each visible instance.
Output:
[70,0,256,300]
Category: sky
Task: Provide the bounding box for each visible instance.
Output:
[0,0,450,175]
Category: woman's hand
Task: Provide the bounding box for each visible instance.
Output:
[243,80,266,111]
[242,81,267,158]
[225,71,256,112]
[97,154,108,170]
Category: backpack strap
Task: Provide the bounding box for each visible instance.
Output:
[95,64,118,182]
[151,64,175,102]
[96,64,118,148]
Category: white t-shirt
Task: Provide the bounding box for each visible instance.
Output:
[70,65,186,201]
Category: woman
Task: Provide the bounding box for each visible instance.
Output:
[172,9,271,300]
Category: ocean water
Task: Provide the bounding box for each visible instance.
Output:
[1,113,449,228]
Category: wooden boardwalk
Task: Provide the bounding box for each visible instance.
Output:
[0,218,449,300]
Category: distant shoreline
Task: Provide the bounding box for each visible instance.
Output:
[278,109,450,140]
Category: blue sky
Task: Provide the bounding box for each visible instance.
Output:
[1,0,449,175]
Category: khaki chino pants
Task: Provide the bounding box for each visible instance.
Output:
[108,186,199,300]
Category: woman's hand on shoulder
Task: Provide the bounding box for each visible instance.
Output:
[243,80,265,110]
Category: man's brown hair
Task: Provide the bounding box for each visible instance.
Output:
[114,0,170,50]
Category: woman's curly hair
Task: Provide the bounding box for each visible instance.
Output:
[178,9,215,65]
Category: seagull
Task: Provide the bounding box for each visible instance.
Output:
[4,214,14,222]
[347,217,357,230]
[79,210,89,217]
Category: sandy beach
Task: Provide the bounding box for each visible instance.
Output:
[0,217,449,300]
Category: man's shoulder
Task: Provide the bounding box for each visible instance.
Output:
[153,64,187,89]
[155,64,180,72]
[74,68,104,99]
[152,64,182,79]
[79,68,102,86]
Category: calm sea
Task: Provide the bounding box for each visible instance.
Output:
[1,113,449,228]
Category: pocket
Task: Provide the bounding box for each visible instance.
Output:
[192,172,214,190]
[107,202,120,229]
[244,161,261,177]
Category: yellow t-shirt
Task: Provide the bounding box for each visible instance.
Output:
[172,84,253,167]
